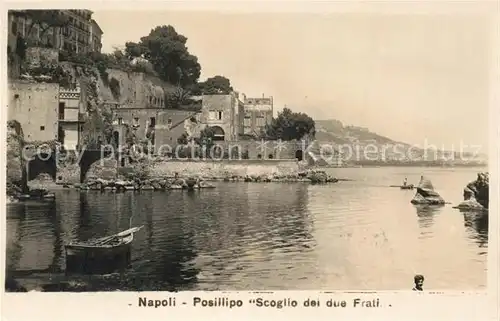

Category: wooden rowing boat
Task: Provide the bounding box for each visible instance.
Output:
[389,184,414,190]
[64,226,143,274]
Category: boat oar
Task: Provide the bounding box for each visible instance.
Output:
[93,235,120,245]
[87,226,144,246]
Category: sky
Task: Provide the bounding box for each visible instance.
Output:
[91,8,493,152]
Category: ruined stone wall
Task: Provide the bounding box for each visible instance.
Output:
[213,140,306,160]
[8,81,59,142]
[98,69,177,108]
[6,121,25,190]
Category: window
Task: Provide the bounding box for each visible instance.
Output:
[256,117,264,127]
[209,111,216,120]
[58,102,65,120]
[11,21,17,35]
[20,19,25,36]
[217,111,223,120]
[150,117,156,127]
[118,117,123,125]
[40,126,45,131]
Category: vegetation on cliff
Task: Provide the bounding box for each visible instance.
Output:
[261,107,316,141]
[164,87,201,111]
[190,75,233,95]
[124,25,201,87]
[20,62,73,88]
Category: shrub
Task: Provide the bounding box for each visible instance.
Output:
[109,77,120,99]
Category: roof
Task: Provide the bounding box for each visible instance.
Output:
[91,19,103,35]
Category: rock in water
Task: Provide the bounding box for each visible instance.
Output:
[461,173,489,209]
[411,177,445,205]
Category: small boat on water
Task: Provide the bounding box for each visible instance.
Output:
[64,225,143,274]
[389,184,414,190]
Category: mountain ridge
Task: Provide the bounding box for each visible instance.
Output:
[313,119,487,165]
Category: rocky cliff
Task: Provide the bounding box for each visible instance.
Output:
[6,120,27,202]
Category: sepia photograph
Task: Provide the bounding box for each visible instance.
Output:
[3,3,494,299]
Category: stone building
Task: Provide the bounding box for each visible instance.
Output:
[7,9,103,54]
[233,92,245,139]
[242,95,273,136]
[8,82,59,142]
[199,93,241,142]
[154,110,202,148]
[58,86,84,150]
[103,68,203,154]
[90,19,103,53]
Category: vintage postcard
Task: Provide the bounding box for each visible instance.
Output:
[1,1,498,320]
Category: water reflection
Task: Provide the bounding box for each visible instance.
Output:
[46,202,64,272]
[414,204,443,230]
[461,210,489,248]
[6,201,59,274]
[5,169,489,291]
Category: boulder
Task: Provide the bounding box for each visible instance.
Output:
[463,172,489,209]
[411,177,445,205]
[29,188,48,198]
[198,181,215,189]
[307,170,328,184]
[152,182,163,190]
[456,197,484,210]
[28,173,54,190]
[185,177,197,189]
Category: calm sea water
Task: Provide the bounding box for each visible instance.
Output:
[5,166,488,291]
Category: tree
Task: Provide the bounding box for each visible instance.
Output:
[164,87,194,109]
[124,42,147,59]
[194,127,215,149]
[134,25,201,87]
[191,75,233,95]
[263,107,316,141]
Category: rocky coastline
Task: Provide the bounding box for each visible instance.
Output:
[69,169,339,192]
